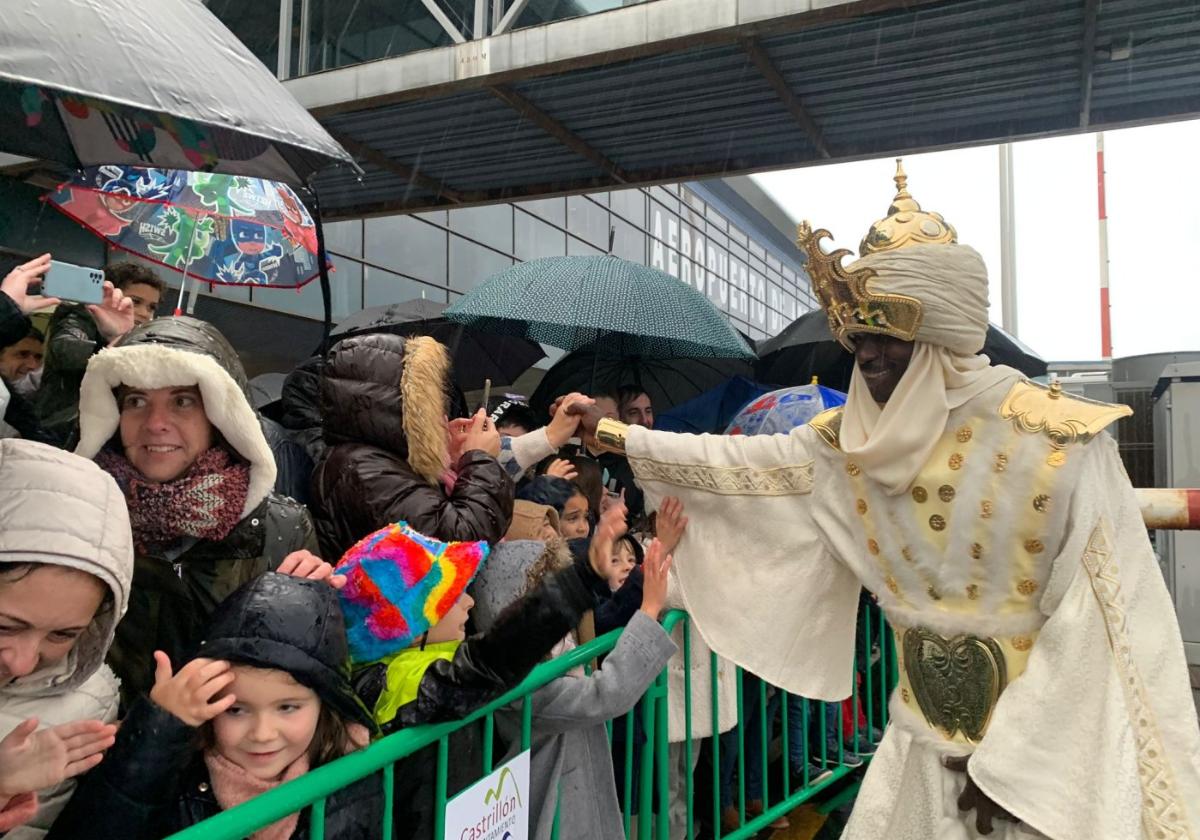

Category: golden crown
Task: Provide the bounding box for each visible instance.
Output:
[796,159,956,349]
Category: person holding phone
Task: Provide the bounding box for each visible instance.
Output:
[33,261,146,447]
[310,333,514,559]
[0,255,132,443]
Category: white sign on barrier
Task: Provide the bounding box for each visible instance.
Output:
[444,750,530,840]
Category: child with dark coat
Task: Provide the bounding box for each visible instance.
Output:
[48,573,381,840]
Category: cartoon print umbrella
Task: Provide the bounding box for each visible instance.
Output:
[46,167,330,308]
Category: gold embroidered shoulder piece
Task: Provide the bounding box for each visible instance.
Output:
[808,407,844,451]
[999,380,1131,449]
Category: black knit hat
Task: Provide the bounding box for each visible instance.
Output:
[195,572,378,734]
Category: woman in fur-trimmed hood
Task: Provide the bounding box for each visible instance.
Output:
[74,316,318,707]
[310,333,513,559]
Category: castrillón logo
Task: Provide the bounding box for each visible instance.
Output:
[483,767,523,808]
[460,767,523,839]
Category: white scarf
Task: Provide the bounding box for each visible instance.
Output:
[842,345,1017,495]
[839,243,1017,495]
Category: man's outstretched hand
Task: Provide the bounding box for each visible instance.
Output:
[944,755,1019,836]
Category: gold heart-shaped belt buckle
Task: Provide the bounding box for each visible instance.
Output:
[902,627,1008,743]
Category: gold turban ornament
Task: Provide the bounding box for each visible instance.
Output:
[797,159,958,350]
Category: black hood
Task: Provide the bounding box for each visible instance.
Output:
[195,572,377,733]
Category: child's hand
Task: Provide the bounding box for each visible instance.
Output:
[588,493,628,580]
[639,538,673,620]
[150,652,237,727]
[0,791,38,832]
[278,549,347,590]
[655,497,689,557]
[0,717,117,797]
[543,458,578,481]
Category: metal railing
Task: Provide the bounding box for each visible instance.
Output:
[168,601,896,839]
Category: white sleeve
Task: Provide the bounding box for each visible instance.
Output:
[627,426,861,701]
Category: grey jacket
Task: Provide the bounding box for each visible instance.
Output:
[497,611,675,840]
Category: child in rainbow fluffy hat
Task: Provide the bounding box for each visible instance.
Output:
[335,520,605,736]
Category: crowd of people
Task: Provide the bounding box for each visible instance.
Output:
[4,153,1198,840]
[0,253,801,840]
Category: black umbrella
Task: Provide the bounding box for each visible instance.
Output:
[529,350,752,417]
[756,310,1048,390]
[330,299,545,391]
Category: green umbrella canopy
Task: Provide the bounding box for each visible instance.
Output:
[444,255,755,360]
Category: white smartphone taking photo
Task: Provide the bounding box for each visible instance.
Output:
[41,260,105,305]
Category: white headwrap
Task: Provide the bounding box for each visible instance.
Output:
[839,243,1018,495]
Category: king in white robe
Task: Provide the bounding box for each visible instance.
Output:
[623,368,1200,840]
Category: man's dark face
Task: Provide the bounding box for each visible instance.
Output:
[853,334,915,403]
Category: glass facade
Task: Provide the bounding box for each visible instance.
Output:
[227,183,813,341]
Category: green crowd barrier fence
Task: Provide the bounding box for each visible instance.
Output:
[167,601,898,840]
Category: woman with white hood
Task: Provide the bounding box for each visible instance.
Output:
[0,439,133,838]
[74,316,320,708]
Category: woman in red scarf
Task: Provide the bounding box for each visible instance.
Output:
[74,316,319,708]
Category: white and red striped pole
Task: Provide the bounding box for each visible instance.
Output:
[1096,132,1113,358]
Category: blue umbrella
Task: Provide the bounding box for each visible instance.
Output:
[445,255,755,360]
[655,376,775,435]
[726,382,847,436]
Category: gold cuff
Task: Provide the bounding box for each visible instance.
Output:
[595,418,630,454]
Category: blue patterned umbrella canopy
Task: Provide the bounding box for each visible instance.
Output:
[47,166,326,289]
[726,383,847,436]
[444,255,755,359]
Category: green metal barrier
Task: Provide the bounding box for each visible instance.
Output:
[167,602,896,839]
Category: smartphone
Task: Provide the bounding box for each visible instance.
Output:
[480,378,492,415]
[42,260,104,305]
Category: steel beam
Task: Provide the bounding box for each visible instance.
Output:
[741,37,830,159]
[276,0,293,80]
[488,85,631,183]
[420,0,467,44]
[326,130,469,204]
[1079,0,1100,127]
[492,0,531,36]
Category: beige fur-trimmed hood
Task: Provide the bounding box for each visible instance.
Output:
[74,317,277,517]
[320,333,452,486]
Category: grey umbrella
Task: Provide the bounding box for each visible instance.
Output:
[0,0,353,184]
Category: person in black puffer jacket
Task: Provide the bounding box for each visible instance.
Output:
[279,354,327,463]
[310,333,513,558]
[48,573,382,840]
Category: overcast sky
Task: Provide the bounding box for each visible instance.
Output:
[751,118,1200,362]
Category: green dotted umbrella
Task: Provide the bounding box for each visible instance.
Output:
[444,255,755,360]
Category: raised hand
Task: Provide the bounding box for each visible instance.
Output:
[543,458,579,481]
[87,281,135,341]
[546,392,594,448]
[639,538,673,619]
[0,254,59,314]
[0,717,117,797]
[588,493,628,579]
[943,755,1020,835]
[278,549,346,589]
[461,408,501,458]
[655,496,689,557]
[149,653,237,727]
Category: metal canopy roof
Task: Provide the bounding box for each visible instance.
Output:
[290,0,1200,219]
